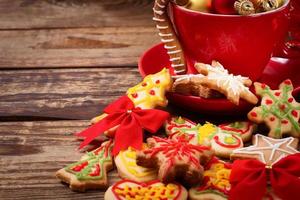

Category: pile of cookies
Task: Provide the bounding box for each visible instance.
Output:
[55,66,300,200]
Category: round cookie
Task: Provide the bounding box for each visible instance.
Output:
[104,179,188,200]
[219,121,256,142]
[115,146,157,183]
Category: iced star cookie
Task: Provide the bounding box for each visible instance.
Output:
[136,135,213,186]
[248,80,300,139]
[194,61,258,105]
[104,179,188,200]
[189,158,232,200]
[91,68,172,136]
[56,140,113,191]
[231,134,299,166]
[115,146,157,183]
[165,117,248,158]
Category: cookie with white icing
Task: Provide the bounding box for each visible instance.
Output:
[153,0,189,74]
[115,146,157,183]
[104,179,188,200]
[231,134,299,166]
[194,61,258,105]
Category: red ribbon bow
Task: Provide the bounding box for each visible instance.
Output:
[77,96,170,155]
[229,153,300,200]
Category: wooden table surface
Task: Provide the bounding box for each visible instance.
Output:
[0,0,158,199]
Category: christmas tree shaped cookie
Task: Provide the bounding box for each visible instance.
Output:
[91,68,172,125]
[56,140,113,191]
[248,80,300,138]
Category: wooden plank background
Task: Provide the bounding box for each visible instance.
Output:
[0,0,158,199]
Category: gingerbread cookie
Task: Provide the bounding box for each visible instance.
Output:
[56,140,113,191]
[115,146,157,183]
[136,135,213,186]
[231,134,299,166]
[91,68,172,137]
[248,80,300,138]
[104,179,188,200]
[172,74,222,98]
[189,158,232,200]
[165,117,247,158]
[194,61,258,105]
[153,0,189,74]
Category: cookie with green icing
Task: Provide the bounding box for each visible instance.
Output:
[165,117,246,158]
[248,80,300,139]
[56,140,113,191]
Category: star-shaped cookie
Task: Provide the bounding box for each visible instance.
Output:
[248,80,300,138]
[231,134,299,166]
[136,135,214,186]
[194,61,258,105]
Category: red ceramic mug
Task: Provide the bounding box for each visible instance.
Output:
[170,0,290,81]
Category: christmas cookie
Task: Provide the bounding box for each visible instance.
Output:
[56,140,113,191]
[91,68,172,125]
[219,121,256,142]
[136,135,213,186]
[172,74,222,98]
[189,158,232,200]
[115,146,157,183]
[194,61,258,105]
[231,134,299,166]
[153,0,189,74]
[165,117,246,158]
[248,80,300,138]
[104,179,188,200]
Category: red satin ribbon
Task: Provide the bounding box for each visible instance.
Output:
[229,153,300,200]
[77,96,170,155]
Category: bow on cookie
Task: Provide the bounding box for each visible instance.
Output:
[77,96,169,155]
[229,153,300,200]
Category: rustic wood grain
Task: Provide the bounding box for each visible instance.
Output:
[0,120,121,199]
[0,27,158,68]
[0,0,153,29]
[0,68,141,120]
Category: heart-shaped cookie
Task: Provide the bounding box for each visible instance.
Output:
[105,179,188,200]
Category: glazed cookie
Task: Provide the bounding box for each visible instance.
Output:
[219,121,256,142]
[56,140,113,191]
[104,179,188,200]
[91,68,172,137]
[172,74,222,98]
[231,134,299,166]
[136,135,213,186]
[248,80,300,138]
[165,117,247,158]
[115,146,157,183]
[189,158,232,200]
[194,61,258,105]
[153,0,189,74]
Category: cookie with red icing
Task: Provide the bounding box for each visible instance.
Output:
[90,68,172,137]
[248,80,300,139]
[136,135,214,186]
[189,157,232,200]
[56,140,113,191]
[165,117,249,158]
[104,179,188,200]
